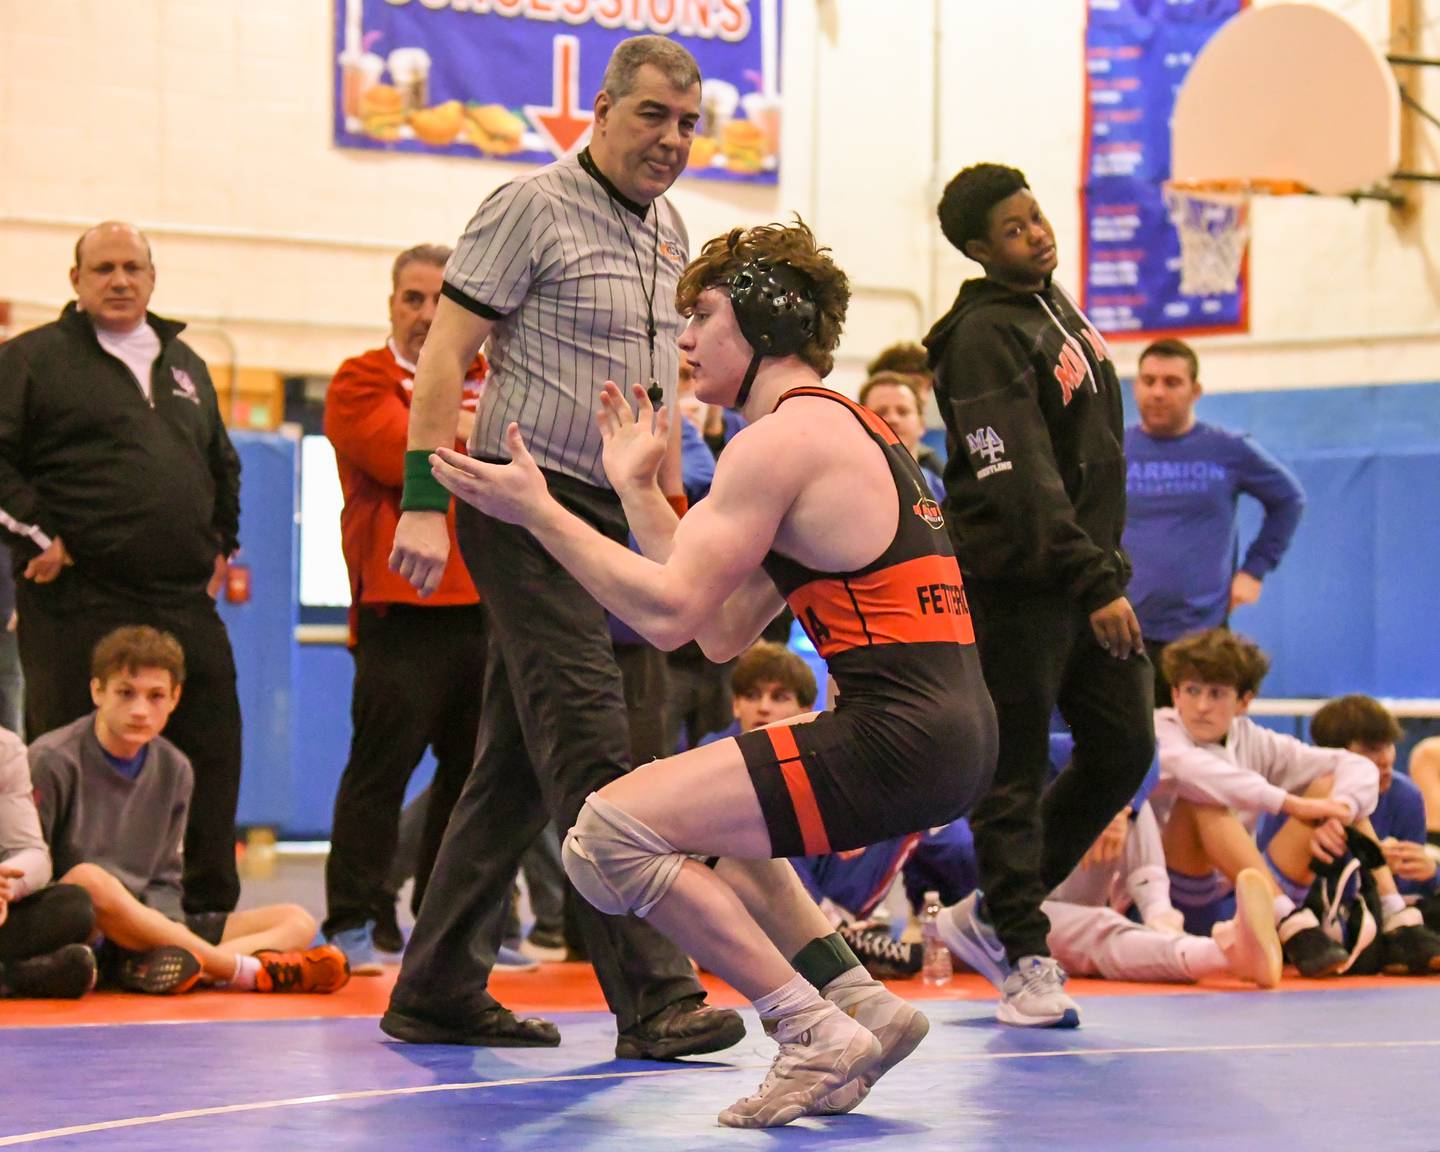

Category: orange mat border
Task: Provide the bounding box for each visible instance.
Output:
[2,963,1431,1030]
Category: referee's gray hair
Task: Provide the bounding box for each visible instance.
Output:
[601,36,701,100]
[392,243,452,289]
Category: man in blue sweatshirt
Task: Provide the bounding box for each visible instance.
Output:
[1123,339,1304,698]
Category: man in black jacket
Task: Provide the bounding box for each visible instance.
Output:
[924,164,1154,1028]
[0,222,245,921]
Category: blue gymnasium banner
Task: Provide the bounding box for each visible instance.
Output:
[1082,0,1245,336]
[333,0,782,185]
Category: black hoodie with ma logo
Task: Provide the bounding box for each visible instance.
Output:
[923,276,1129,612]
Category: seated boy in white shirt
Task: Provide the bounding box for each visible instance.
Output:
[1151,628,1436,977]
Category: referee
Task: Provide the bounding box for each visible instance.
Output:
[383,36,744,1057]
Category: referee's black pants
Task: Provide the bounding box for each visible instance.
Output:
[964,582,1155,965]
[16,570,243,914]
[322,603,486,939]
[391,475,703,1030]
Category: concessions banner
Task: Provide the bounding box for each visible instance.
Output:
[1081,0,1245,337]
[333,0,783,185]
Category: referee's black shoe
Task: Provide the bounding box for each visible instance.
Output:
[615,995,747,1061]
[381,1001,561,1047]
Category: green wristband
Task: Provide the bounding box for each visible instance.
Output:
[401,449,450,512]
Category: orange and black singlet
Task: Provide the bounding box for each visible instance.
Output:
[735,387,998,859]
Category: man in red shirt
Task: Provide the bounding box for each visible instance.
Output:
[321,244,487,973]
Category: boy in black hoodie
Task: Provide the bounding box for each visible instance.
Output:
[924,164,1154,1028]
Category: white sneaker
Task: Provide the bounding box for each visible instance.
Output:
[1212,867,1282,988]
[811,981,930,1115]
[997,956,1081,1028]
[717,1003,881,1129]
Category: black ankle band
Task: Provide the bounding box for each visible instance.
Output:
[792,932,861,989]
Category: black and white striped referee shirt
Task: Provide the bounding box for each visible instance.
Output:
[442,151,690,489]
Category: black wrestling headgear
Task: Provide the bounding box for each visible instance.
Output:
[726,260,817,408]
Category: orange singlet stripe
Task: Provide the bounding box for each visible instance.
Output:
[788,554,976,658]
[766,724,832,855]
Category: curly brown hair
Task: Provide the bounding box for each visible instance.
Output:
[675,219,850,377]
[90,625,186,687]
[1160,628,1270,697]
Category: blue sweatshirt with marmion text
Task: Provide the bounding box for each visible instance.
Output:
[1123,421,1304,642]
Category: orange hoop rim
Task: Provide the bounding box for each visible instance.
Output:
[1162,177,1311,197]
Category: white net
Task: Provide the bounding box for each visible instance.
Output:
[1163,183,1251,297]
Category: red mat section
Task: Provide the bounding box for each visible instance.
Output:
[3,962,1431,1029]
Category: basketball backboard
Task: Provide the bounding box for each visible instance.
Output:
[1172,3,1400,196]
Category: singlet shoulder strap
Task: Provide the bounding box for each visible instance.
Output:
[775,386,903,448]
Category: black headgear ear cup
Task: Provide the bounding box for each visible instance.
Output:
[727,260,817,359]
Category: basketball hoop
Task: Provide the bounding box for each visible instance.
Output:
[1162,179,1307,297]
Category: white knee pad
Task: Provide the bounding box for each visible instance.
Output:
[562,793,686,919]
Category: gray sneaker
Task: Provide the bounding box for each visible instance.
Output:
[998,956,1081,1028]
[810,981,930,1115]
[717,1003,881,1129]
[936,890,1012,990]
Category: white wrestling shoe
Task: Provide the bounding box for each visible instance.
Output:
[1212,867,1283,988]
[811,980,930,1115]
[717,1002,881,1129]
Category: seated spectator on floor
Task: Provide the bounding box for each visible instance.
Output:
[1406,736,1440,846]
[29,626,351,996]
[858,373,944,502]
[1151,629,1440,978]
[0,724,96,998]
[935,797,1282,990]
[697,640,816,747]
[1265,695,1440,951]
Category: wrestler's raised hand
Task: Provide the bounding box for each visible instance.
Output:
[430,423,552,529]
[598,381,669,497]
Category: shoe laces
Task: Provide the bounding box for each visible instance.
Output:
[261,956,308,992]
[741,1022,820,1107]
[1319,859,1363,942]
[1012,957,1066,996]
[845,927,908,966]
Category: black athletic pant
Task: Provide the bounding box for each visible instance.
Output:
[322,603,486,938]
[0,884,94,962]
[965,582,1156,964]
[1146,637,1173,706]
[390,476,702,1030]
[16,572,243,914]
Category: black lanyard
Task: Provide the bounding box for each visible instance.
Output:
[614,202,662,405]
[580,149,664,405]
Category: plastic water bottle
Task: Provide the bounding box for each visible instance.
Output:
[920,890,952,986]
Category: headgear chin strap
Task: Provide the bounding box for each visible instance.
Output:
[725,260,818,409]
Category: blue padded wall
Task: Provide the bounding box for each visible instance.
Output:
[220,432,299,830]
[1121,381,1440,698]
[227,382,1440,835]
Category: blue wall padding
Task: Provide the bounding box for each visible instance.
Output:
[1121,382,1440,698]
[220,433,299,830]
[226,382,1440,835]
